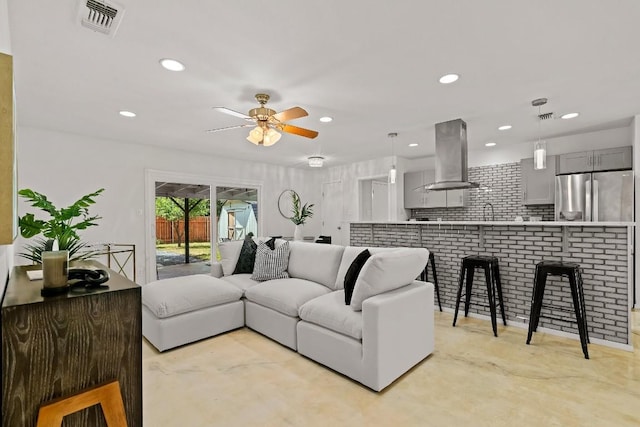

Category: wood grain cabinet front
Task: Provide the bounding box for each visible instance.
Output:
[1,262,142,427]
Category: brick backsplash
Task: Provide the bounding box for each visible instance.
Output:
[350,223,630,345]
[412,162,555,221]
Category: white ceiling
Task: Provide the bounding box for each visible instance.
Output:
[7,1,640,168]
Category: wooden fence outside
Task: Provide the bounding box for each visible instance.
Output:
[156,217,211,244]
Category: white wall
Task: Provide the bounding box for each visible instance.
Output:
[0,0,13,292]
[321,155,407,224]
[16,126,322,283]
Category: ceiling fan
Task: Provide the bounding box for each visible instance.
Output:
[207,93,319,146]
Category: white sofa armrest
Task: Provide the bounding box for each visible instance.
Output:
[361,280,434,391]
[210,261,223,278]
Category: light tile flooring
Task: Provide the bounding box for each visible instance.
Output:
[143,310,640,427]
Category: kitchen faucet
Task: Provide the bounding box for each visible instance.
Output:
[483,202,495,221]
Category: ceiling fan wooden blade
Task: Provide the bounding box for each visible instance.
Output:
[280,124,319,139]
[206,124,254,133]
[212,107,253,121]
[272,106,308,123]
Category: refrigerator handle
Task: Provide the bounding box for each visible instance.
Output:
[585,179,592,221]
[592,179,599,222]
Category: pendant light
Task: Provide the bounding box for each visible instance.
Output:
[531,98,548,170]
[388,132,397,184]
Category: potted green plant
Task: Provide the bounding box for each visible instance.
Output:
[290,191,313,241]
[17,188,105,263]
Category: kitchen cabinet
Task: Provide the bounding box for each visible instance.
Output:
[0,53,15,244]
[423,170,447,208]
[556,146,632,174]
[521,155,556,205]
[1,262,142,427]
[403,170,463,208]
[446,189,467,207]
[404,171,425,208]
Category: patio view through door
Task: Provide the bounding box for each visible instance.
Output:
[155,182,212,280]
[215,187,258,253]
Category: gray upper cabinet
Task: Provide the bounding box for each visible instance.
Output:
[521,155,556,205]
[404,171,425,208]
[445,189,467,207]
[595,146,632,171]
[423,170,447,208]
[403,170,460,208]
[557,146,632,174]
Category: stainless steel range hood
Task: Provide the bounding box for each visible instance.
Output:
[422,118,480,191]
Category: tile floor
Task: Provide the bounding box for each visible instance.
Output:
[143,310,640,427]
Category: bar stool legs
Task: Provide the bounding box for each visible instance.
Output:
[527,261,590,359]
[453,256,506,337]
[421,252,442,312]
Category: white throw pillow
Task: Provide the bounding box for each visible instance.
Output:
[349,248,429,311]
[218,240,244,276]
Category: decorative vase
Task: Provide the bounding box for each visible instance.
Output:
[293,224,303,241]
[41,250,69,296]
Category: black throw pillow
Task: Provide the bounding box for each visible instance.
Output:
[265,237,277,250]
[344,249,371,305]
[233,238,257,274]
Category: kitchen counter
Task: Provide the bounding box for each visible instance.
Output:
[352,220,635,227]
[350,221,634,350]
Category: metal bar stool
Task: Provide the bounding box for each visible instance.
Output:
[526,261,590,359]
[453,255,506,337]
[420,252,442,311]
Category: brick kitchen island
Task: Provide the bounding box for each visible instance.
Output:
[350,221,635,350]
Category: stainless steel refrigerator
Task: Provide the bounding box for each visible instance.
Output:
[555,171,633,221]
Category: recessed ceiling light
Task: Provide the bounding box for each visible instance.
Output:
[409,143,418,147]
[119,110,136,118]
[319,116,333,123]
[485,142,496,147]
[160,58,185,71]
[498,125,512,130]
[439,73,459,84]
[561,112,579,119]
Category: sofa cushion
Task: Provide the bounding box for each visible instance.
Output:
[251,240,290,281]
[288,241,345,289]
[334,246,400,289]
[142,274,242,319]
[220,273,260,295]
[350,248,429,311]
[244,278,331,317]
[219,240,244,276]
[233,238,257,274]
[344,249,371,305]
[299,291,363,340]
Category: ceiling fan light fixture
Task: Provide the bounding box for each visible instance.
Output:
[262,128,281,146]
[247,127,264,145]
[308,156,325,167]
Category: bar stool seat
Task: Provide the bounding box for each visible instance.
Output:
[420,252,442,311]
[453,255,506,337]
[526,261,590,359]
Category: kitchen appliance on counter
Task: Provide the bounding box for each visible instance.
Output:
[555,171,633,221]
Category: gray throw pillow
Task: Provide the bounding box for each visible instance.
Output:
[251,240,290,281]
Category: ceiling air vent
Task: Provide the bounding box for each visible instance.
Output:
[78,0,125,36]
[538,112,554,120]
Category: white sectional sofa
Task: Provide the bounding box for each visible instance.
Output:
[143,240,434,392]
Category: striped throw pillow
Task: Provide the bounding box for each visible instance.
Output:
[251,240,290,281]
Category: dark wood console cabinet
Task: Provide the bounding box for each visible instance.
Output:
[1,261,142,426]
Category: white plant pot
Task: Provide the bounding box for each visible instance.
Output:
[293,224,303,241]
